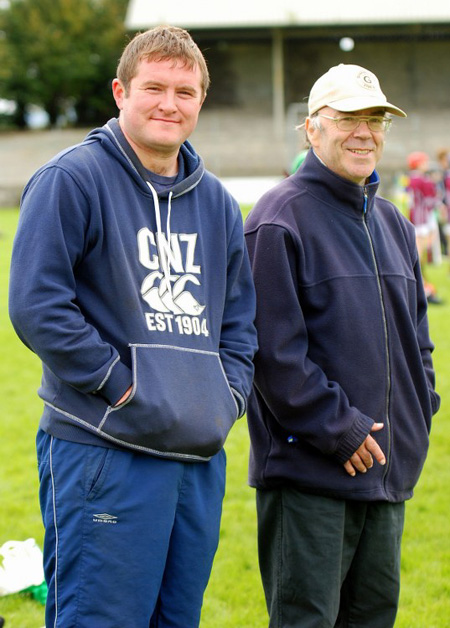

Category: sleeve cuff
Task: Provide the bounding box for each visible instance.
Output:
[333,413,374,464]
[96,359,133,406]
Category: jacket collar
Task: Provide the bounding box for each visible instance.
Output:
[293,149,380,219]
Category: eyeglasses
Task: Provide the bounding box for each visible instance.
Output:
[318,115,392,132]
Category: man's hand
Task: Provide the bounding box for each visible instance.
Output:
[114,385,133,407]
[343,423,386,477]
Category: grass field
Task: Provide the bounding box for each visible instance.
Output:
[1,207,449,627]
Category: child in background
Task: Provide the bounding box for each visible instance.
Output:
[406,151,443,303]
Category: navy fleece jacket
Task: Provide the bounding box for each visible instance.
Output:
[244,150,439,502]
[9,119,257,461]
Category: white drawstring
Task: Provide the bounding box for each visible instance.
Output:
[146,182,174,302]
[143,183,205,317]
[166,190,173,263]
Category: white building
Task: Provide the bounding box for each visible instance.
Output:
[125,2,450,184]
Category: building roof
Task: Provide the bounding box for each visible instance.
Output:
[126,0,450,30]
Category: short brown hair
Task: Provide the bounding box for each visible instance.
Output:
[116,25,210,97]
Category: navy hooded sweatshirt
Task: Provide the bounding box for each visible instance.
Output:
[244,150,440,502]
[9,119,257,462]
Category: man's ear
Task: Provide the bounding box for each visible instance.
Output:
[305,117,318,148]
[112,78,125,110]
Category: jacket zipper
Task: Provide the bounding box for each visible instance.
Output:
[362,188,391,494]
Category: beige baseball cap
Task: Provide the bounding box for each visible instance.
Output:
[308,64,407,117]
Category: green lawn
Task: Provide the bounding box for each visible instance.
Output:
[1,207,449,627]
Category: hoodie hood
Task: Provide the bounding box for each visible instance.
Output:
[84,118,206,311]
[84,118,205,200]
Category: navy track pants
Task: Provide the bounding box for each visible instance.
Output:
[37,429,226,627]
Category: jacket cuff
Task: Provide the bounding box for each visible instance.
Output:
[231,387,246,419]
[333,413,374,464]
[430,389,441,416]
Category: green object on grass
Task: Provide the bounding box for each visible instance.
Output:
[23,582,47,605]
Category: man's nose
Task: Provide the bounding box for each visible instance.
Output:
[158,90,177,112]
[353,120,372,136]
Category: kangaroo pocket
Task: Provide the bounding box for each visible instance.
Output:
[98,344,239,458]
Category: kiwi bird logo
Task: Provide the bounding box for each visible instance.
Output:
[141,271,206,315]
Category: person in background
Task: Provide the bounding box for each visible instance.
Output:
[245,63,440,627]
[435,148,450,259]
[289,148,308,174]
[9,25,257,628]
[406,151,442,302]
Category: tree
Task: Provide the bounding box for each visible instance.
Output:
[0,0,129,127]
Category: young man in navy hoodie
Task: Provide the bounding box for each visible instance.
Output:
[245,64,440,627]
[9,26,257,627]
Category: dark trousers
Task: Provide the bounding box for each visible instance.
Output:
[257,487,405,628]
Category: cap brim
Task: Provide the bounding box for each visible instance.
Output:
[326,96,407,117]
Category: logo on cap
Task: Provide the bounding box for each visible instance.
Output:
[356,71,377,91]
